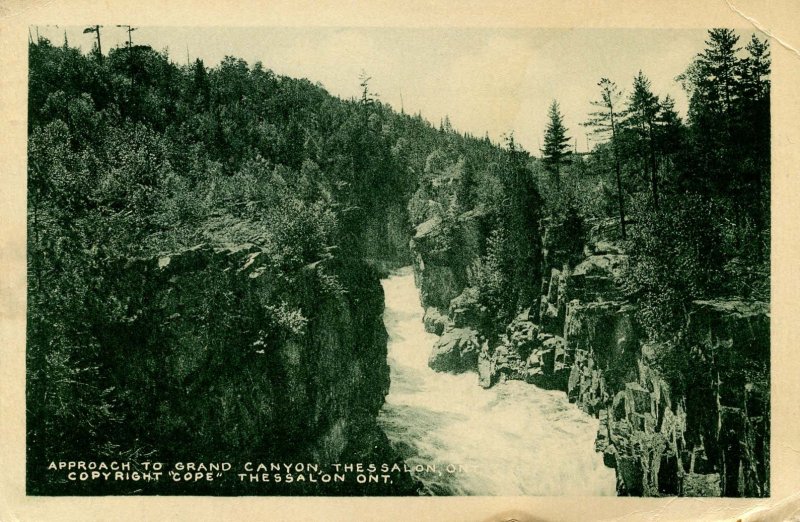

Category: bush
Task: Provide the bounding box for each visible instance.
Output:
[622,193,724,340]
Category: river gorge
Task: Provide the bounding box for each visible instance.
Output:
[378,268,616,495]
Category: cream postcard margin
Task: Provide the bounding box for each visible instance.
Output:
[1,1,799,520]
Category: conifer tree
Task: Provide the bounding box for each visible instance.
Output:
[624,71,661,208]
[541,100,571,186]
[678,28,769,206]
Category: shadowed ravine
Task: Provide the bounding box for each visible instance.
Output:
[377,267,616,496]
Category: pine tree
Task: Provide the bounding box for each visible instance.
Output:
[655,95,683,153]
[740,34,770,102]
[678,29,769,201]
[541,100,571,186]
[358,70,376,128]
[706,29,741,114]
[680,28,741,121]
[678,29,740,167]
[738,34,770,225]
[624,71,661,209]
[190,58,210,109]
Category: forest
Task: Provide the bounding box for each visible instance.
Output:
[27,28,769,495]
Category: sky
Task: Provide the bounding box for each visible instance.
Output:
[34,26,716,153]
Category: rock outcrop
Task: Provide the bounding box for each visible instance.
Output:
[410,216,462,310]
[86,243,416,495]
[428,326,480,373]
[423,307,450,335]
[475,311,570,390]
[409,204,487,311]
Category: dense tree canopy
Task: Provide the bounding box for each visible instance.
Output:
[27,35,526,486]
[540,28,770,369]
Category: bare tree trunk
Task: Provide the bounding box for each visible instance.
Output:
[648,123,659,210]
[95,25,102,57]
[609,108,627,239]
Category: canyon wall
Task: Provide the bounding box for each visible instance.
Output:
[412,218,770,497]
[38,243,416,495]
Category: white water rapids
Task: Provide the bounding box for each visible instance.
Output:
[377,267,616,496]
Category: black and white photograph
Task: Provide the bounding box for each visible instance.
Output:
[3,1,799,520]
[22,22,771,498]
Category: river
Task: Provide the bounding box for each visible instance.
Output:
[377,267,617,496]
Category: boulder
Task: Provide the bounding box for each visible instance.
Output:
[538,268,571,335]
[547,334,569,373]
[571,254,628,300]
[589,240,626,256]
[625,382,652,416]
[573,254,629,280]
[588,217,623,245]
[428,327,480,373]
[413,215,442,240]
[617,455,644,495]
[505,310,539,358]
[603,444,618,468]
[687,299,769,362]
[522,333,568,389]
[538,296,561,333]
[423,307,449,335]
[449,286,483,328]
[492,342,525,380]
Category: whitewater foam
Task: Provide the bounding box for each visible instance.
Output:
[377,268,616,496]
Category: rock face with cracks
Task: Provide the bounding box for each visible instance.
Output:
[411,218,769,497]
[44,243,419,495]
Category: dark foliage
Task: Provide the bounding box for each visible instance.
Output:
[27,36,519,492]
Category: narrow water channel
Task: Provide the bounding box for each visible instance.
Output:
[377,267,617,496]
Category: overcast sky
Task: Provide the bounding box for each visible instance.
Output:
[36,26,716,153]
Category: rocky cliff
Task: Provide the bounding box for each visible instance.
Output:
[62,243,416,495]
[362,202,414,270]
[412,218,770,497]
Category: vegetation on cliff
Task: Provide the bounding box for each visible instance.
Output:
[408,28,770,497]
[412,27,769,365]
[26,36,512,493]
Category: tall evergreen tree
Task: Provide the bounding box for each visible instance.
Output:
[677,28,742,195]
[541,100,571,186]
[677,29,769,229]
[706,28,741,114]
[624,71,661,209]
[739,34,770,102]
[654,95,683,154]
[681,28,741,120]
[738,34,770,207]
[189,58,210,110]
